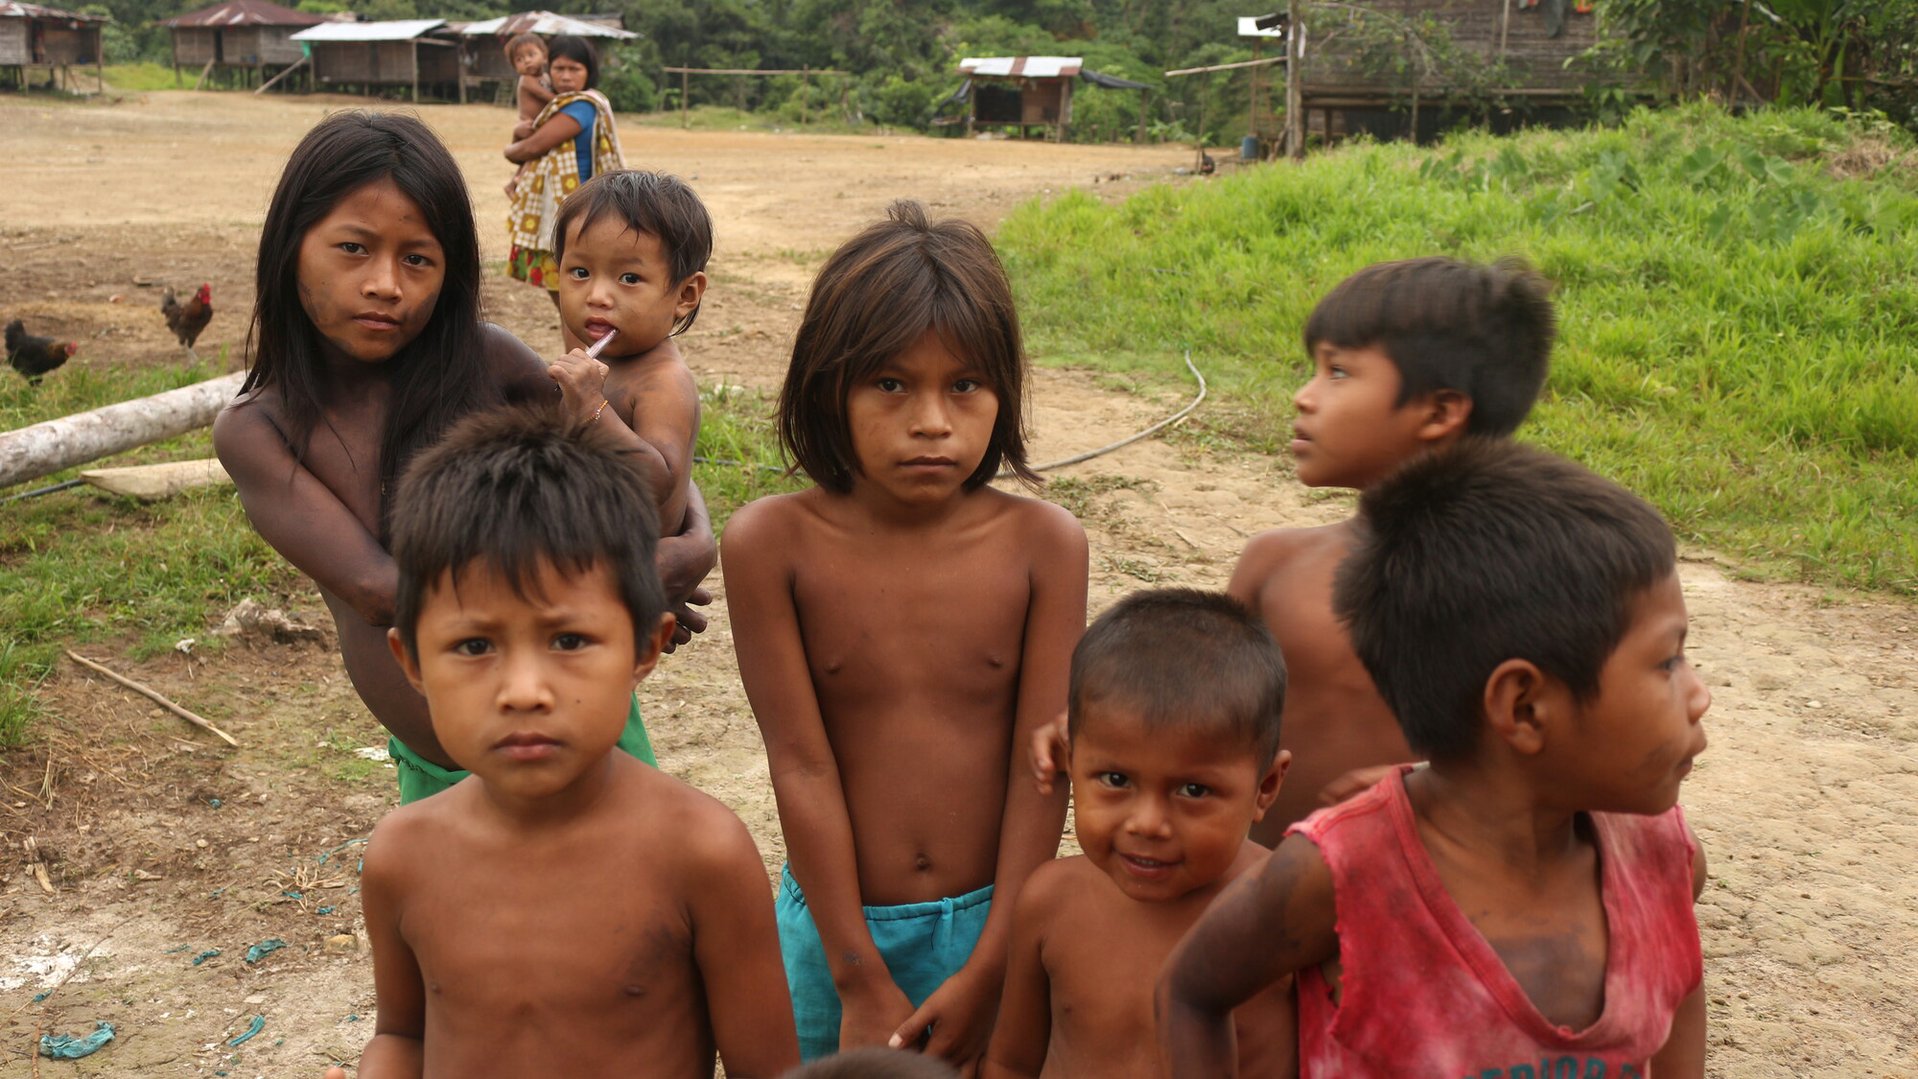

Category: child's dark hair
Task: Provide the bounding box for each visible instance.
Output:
[503,32,545,63]
[244,110,493,540]
[777,1047,960,1079]
[778,199,1034,492]
[389,404,666,659]
[1303,257,1555,437]
[1068,589,1286,767]
[1333,439,1676,762]
[553,170,713,335]
[546,33,597,88]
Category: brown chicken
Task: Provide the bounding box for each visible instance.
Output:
[5,319,77,384]
[162,283,214,353]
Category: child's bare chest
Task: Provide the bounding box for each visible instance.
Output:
[1449,864,1611,1032]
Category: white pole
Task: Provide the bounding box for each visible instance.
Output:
[0,372,246,489]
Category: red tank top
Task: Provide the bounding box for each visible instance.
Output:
[1289,768,1700,1077]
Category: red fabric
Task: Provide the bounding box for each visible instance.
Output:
[1290,768,1700,1077]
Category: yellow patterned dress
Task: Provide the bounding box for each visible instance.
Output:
[506,89,627,290]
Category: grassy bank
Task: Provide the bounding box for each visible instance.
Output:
[997,104,1918,595]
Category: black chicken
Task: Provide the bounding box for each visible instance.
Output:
[5,319,77,384]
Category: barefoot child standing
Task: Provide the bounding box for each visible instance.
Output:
[348,405,798,1078]
[725,201,1088,1068]
[549,169,710,536]
[984,590,1294,1079]
[1160,440,1710,1076]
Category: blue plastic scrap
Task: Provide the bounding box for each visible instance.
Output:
[39,1021,115,1060]
[316,905,336,915]
[227,1014,266,1047]
[192,949,221,965]
[245,938,287,963]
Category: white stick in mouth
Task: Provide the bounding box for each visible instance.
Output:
[584,327,619,360]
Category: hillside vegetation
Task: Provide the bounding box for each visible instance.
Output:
[998,105,1918,593]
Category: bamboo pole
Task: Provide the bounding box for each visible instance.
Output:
[254,53,307,94]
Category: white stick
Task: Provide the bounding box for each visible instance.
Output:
[65,650,240,747]
[584,328,619,360]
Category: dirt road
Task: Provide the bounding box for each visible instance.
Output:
[2,91,1913,1077]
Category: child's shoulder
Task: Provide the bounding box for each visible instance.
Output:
[985,485,1087,546]
[1013,853,1100,920]
[725,488,828,546]
[612,758,766,878]
[1231,519,1357,589]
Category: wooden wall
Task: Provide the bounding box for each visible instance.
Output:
[1301,0,1602,100]
[172,25,305,67]
[37,22,99,65]
[0,18,28,65]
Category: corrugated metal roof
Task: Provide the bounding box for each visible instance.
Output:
[958,56,1082,79]
[461,11,635,39]
[291,18,445,42]
[0,1,106,22]
[164,0,322,28]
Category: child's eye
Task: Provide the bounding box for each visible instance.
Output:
[876,377,905,393]
[619,273,641,285]
[568,267,589,280]
[402,254,433,268]
[1327,365,1349,379]
[453,638,491,657]
[952,378,982,393]
[1661,653,1687,672]
[553,633,588,651]
[1176,782,1212,799]
[1095,771,1130,789]
[338,242,366,255]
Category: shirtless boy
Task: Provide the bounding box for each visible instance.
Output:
[343,406,797,1078]
[1227,257,1555,839]
[726,202,1088,1068]
[506,32,553,141]
[984,590,1294,1079]
[550,169,708,534]
[1159,440,1709,1077]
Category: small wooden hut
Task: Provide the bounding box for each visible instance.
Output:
[0,1,105,92]
[954,56,1149,141]
[291,18,460,102]
[163,0,322,90]
[1285,0,1616,144]
[456,10,634,102]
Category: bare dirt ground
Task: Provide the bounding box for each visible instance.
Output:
[2,91,1914,1078]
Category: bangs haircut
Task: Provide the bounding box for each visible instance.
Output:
[1068,589,1286,768]
[553,170,714,335]
[389,403,666,660]
[545,33,597,88]
[1303,256,1556,437]
[778,199,1034,493]
[244,110,492,541]
[503,32,545,62]
[1333,439,1677,762]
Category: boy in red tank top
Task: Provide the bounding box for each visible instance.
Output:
[1158,440,1711,1078]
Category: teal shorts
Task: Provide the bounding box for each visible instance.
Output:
[774,863,993,1062]
[388,695,655,804]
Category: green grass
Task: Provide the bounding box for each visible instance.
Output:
[103,62,184,92]
[629,104,876,137]
[693,384,805,524]
[996,103,1918,595]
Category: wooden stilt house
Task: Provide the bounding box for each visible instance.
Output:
[290,18,460,102]
[953,56,1149,142]
[0,1,104,92]
[163,0,322,90]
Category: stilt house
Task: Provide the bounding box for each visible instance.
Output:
[163,0,322,90]
[0,1,104,92]
[290,18,459,102]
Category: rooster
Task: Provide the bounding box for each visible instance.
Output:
[5,319,77,384]
[162,283,214,358]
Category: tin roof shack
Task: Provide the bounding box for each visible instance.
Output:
[291,18,460,103]
[953,56,1149,141]
[163,0,322,90]
[457,11,633,102]
[1285,0,1616,146]
[0,1,105,93]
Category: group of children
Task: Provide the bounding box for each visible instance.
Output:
[232,110,1711,1079]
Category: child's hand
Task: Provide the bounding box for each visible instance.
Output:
[322,1069,348,1079]
[840,978,917,1052]
[1028,711,1070,795]
[503,178,519,200]
[512,121,535,141]
[889,963,996,1073]
[549,349,609,418]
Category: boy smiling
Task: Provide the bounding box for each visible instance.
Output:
[346,405,797,1078]
[984,591,1294,1079]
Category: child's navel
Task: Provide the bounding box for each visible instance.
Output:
[914,852,933,872]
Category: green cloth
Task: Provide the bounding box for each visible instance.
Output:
[389,696,655,803]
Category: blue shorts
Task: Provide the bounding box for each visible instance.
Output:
[774,864,993,1062]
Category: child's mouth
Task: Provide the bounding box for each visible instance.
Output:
[1119,852,1178,879]
[494,732,560,761]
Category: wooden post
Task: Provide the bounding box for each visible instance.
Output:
[254,53,307,95]
[1500,0,1512,58]
[1058,76,1072,141]
[0,372,246,489]
[191,56,214,90]
[1284,0,1303,160]
[1249,39,1260,141]
[411,41,419,102]
[457,42,466,104]
[681,67,689,127]
[1137,87,1148,143]
[800,65,809,125]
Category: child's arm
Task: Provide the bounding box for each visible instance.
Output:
[1157,834,1338,1078]
[521,74,554,107]
[687,805,802,1078]
[610,355,700,535]
[893,505,1086,1067]
[1650,828,1710,1077]
[723,500,917,1046]
[979,864,1062,1079]
[356,821,426,1079]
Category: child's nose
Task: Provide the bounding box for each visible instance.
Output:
[361,257,401,300]
[909,393,953,437]
[1685,666,1712,722]
[1125,796,1173,837]
[495,650,552,710]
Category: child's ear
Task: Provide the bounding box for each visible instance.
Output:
[1414,388,1472,445]
[631,611,677,683]
[386,628,426,693]
[1483,658,1554,756]
[1250,749,1292,821]
[674,272,708,321]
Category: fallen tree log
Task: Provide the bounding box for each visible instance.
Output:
[81,458,232,501]
[0,372,245,489]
